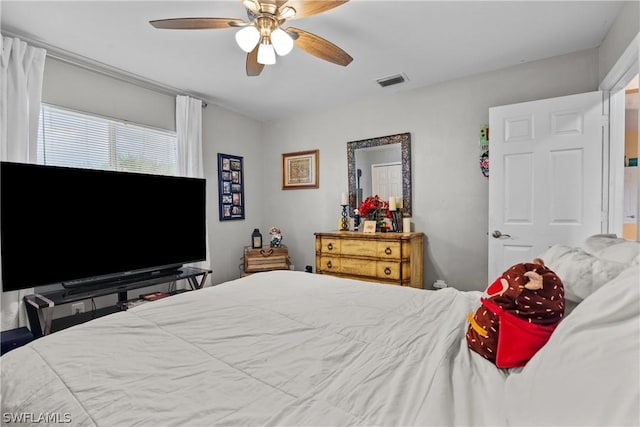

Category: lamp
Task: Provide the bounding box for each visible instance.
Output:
[237,11,293,65]
[257,39,276,64]
[235,25,260,52]
[271,28,293,56]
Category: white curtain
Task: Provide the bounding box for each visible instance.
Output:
[176,95,211,283]
[0,37,47,331]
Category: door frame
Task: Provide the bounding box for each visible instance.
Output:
[600,33,639,237]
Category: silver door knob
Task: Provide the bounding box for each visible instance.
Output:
[492,230,511,239]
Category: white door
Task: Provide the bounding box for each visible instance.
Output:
[488,91,604,281]
[371,162,402,200]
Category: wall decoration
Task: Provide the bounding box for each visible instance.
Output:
[479,125,489,178]
[347,132,412,216]
[282,149,319,190]
[218,153,245,221]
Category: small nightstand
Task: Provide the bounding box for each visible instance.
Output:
[243,245,289,275]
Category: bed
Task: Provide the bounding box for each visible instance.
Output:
[1,234,638,426]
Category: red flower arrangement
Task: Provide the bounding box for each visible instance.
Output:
[358,195,392,221]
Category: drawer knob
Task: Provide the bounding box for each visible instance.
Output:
[385,247,392,255]
[327,243,333,250]
[384,267,391,275]
[327,260,333,269]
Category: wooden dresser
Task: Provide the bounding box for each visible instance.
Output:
[314,231,425,288]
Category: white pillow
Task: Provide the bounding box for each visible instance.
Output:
[539,244,627,303]
[504,265,640,426]
[582,234,640,264]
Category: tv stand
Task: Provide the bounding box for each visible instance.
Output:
[61,267,183,290]
[24,266,211,338]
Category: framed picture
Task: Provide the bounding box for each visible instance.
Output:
[363,220,377,234]
[282,149,319,190]
[218,153,245,221]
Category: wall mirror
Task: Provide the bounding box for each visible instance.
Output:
[347,132,411,216]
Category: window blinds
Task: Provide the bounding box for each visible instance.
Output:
[37,104,177,176]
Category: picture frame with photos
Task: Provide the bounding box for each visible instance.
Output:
[218,153,245,221]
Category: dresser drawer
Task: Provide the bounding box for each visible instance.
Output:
[340,257,377,277]
[376,241,402,260]
[376,261,401,281]
[319,238,341,254]
[318,256,341,273]
[341,239,377,257]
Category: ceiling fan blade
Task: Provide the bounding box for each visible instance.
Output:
[287,27,352,66]
[150,18,246,30]
[246,47,265,76]
[283,1,349,19]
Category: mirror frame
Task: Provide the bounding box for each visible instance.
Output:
[347,132,412,216]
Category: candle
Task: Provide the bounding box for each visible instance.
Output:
[341,192,348,205]
[388,196,396,211]
[403,217,411,233]
[396,196,403,209]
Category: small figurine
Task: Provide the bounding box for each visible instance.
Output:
[269,226,283,248]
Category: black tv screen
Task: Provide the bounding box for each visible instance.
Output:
[1,161,206,292]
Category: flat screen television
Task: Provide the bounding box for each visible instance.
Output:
[1,161,206,292]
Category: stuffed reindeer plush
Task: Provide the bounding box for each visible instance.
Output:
[466,258,565,368]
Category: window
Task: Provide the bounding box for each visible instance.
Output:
[37,104,177,176]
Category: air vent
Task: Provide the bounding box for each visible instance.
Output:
[376,73,408,88]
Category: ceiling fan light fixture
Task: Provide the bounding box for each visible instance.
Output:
[242,0,259,13]
[235,25,260,53]
[257,41,276,65]
[271,28,294,56]
[278,6,296,19]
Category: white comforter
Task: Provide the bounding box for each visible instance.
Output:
[1,271,508,426]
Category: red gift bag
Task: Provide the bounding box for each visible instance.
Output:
[481,298,559,368]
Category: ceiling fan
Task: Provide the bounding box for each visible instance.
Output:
[150,0,353,77]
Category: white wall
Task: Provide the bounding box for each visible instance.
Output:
[201,104,264,283]
[598,1,639,84]
[262,49,600,291]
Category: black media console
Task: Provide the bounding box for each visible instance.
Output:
[24,266,211,338]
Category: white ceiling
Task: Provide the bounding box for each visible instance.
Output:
[1,1,625,122]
